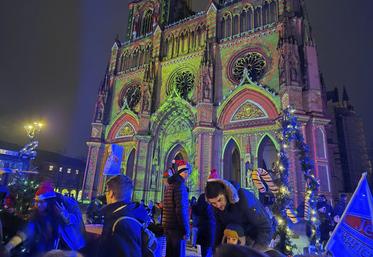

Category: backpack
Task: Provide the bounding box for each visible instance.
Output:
[112,216,158,257]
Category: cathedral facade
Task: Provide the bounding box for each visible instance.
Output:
[82,0,332,205]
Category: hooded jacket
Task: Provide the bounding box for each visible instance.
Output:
[15,193,85,256]
[162,173,189,237]
[208,179,273,250]
[98,201,150,257]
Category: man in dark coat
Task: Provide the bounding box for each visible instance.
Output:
[205,169,273,251]
[98,175,150,257]
[162,160,191,257]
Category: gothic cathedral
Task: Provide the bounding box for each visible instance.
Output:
[82,0,331,206]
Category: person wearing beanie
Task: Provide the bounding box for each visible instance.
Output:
[222,224,246,245]
[205,169,273,252]
[162,159,191,257]
[4,182,85,257]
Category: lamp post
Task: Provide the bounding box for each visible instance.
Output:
[20,121,44,170]
[24,122,43,140]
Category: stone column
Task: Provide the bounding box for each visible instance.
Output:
[82,142,105,200]
[133,134,152,201]
[193,127,216,193]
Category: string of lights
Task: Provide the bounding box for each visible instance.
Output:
[272,106,320,255]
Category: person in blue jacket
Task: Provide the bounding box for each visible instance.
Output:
[98,175,150,257]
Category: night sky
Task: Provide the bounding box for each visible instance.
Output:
[0,0,372,159]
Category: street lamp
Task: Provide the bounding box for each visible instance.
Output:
[24,122,43,139]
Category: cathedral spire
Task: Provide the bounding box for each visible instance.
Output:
[342,86,350,102]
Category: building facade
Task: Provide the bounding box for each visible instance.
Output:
[326,87,372,197]
[35,151,86,200]
[82,0,332,204]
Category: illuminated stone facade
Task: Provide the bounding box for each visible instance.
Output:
[82,0,331,205]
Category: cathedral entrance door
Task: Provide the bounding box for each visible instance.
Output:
[126,148,135,180]
[257,136,278,172]
[223,139,241,183]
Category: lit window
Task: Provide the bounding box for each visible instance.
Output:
[75,170,79,175]
[67,168,71,174]
[49,165,54,171]
[59,167,63,172]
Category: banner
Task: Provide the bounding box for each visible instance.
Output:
[103,144,124,176]
[326,173,373,257]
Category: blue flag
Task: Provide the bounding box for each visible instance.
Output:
[103,144,124,176]
[326,173,373,257]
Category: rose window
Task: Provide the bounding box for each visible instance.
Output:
[232,52,266,82]
[175,71,194,100]
[120,85,141,110]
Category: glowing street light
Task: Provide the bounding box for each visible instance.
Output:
[24,122,43,139]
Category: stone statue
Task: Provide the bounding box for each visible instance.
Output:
[95,94,105,121]
[202,70,212,100]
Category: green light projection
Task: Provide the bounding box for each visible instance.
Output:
[220,31,280,98]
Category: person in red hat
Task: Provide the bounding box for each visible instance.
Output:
[162,160,191,257]
[4,182,85,257]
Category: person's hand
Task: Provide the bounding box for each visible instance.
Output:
[55,202,69,221]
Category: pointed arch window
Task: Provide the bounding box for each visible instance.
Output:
[233,15,239,35]
[263,2,270,25]
[191,31,195,50]
[315,128,326,158]
[197,27,203,48]
[145,46,152,64]
[220,18,226,39]
[163,39,169,58]
[269,1,278,23]
[139,49,145,66]
[120,54,125,71]
[254,7,261,29]
[141,10,153,36]
[240,11,247,33]
[247,8,253,31]
[225,15,232,37]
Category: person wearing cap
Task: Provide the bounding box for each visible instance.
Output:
[205,169,272,252]
[222,224,246,245]
[162,160,191,257]
[3,182,85,257]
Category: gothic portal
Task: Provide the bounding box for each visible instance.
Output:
[82,0,332,205]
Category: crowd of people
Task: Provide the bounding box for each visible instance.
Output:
[0,160,348,257]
